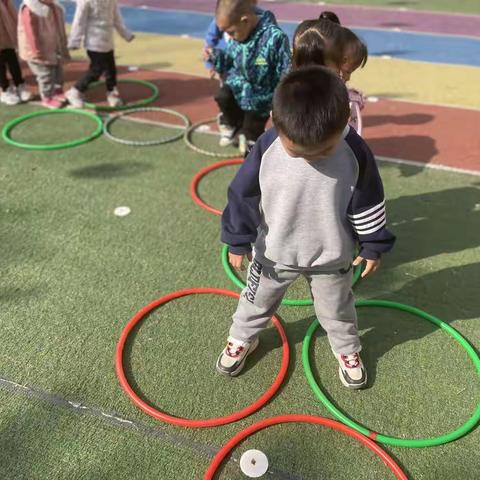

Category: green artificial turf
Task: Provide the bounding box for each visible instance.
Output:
[0,104,478,479]
[291,0,480,15]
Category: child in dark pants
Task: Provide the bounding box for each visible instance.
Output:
[66,0,134,109]
[206,0,290,156]
[216,67,395,388]
[0,0,32,105]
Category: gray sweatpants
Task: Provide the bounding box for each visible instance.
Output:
[230,257,361,355]
[28,61,64,98]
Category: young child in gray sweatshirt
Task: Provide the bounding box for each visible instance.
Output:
[217,66,395,389]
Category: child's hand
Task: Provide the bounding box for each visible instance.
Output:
[229,252,253,271]
[203,47,213,61]
[348,88,365,110]
[353,255,380,279]
[209,68,219,80]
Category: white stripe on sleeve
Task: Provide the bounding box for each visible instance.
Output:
[351,207,385,226]
[348,199,385,220]
[353,218,387,235]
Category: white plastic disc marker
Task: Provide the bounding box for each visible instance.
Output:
[114,206,131,217]
[240,450,269,478]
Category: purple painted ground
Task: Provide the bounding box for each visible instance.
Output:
[121,0,480,37]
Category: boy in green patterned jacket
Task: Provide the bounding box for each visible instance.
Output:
[205,0,291,155]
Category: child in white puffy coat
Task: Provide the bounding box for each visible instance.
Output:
[65,0,134,108]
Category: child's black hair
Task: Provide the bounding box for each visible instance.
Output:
[319,10,340,24]
[292,19,344,69]
[341,28,368,69]
[272,66,350,146]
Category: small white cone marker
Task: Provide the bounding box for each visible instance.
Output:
[240,450,269,478]
[114,206,131,217]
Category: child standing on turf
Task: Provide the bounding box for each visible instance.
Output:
[66,0,134,109]
[205,0,290,155]
[17,0,69,109]
[216,66,395,388]
[0,0,32,105]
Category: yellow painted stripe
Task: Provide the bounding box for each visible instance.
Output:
[71,32,480,110]
[353,57,480,110]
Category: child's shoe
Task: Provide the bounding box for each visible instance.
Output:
[217,114,237,147]
[41,96,64,109]
[238,134,256,156]
[107,88,124,108]
[17,84,33,102]
[337,352,367,389]
[65,87,85,108]
[53,87,67,104]
[216,336,259,377]
[0,86,21,105]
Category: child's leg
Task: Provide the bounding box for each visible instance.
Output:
[75,51,106,93]
[53,62,64,90]
[104,51,117,92]
[104,51,122,107]
[238,112,269,155]
[214,85,243,129]
[306,268,359,355]
[0,50,9,91]
[306,267,366,388]
[27,62,55,98]
[3,49,25,87]
[230,259,299,342]
[241,112,269,143]
[217,258,299,376]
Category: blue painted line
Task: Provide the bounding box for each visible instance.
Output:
[35,2,480,67]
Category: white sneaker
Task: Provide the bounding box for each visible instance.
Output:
[0,86,21,105]
[238,134,256,156]
[65,87,85,108]
[337,352,367,389]
[216,336,259,377]
[107,88,124,108]
[217,114,237,147]
[17,84,33,102]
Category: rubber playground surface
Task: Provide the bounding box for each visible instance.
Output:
[1,1,479,479]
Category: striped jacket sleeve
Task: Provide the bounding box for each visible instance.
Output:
[221,129,277,255]
[345,128,396,260]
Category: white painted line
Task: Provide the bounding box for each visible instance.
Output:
[377,155,480,176]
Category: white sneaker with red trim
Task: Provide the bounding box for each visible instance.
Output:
[216,336,259,377]
[337,352,367,389]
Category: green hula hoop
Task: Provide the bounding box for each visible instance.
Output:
[221,244,362,307]
[84,79,159,111]
[2,108,103,150]
[303,299,480,447]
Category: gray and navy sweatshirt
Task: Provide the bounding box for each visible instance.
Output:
[221,126,396,270]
